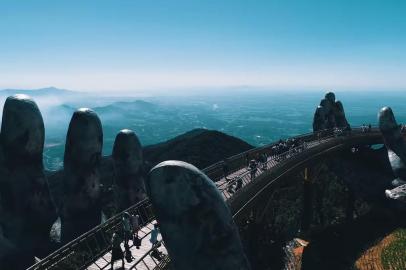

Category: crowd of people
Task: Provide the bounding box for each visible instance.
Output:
[360,123,373,133]
[272,138,307,156]
[221,124,399,196]
[110,212,162,269]
[222,137,311,194]
[222,125,381,195]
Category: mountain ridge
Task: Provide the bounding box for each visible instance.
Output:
[0,87,80,96]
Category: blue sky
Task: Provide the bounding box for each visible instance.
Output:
[0,0,405,93]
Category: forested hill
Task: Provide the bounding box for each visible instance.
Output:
[143,128,254,169]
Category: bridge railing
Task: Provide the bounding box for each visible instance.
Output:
[216,130,339,200]
[27,199,155,270]
[204,129,333,182]
[28,126,380,270]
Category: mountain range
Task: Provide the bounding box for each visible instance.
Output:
[0,87,78,97]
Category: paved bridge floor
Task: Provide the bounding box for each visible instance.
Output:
[87,222,167,270]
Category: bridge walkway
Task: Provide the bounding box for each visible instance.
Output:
[88,222,166,270]
[86,137,326,269]
[30,128,381,270]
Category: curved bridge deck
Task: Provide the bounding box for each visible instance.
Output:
[28,127,386,270]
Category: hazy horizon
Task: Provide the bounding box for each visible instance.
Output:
[1,85,406,98]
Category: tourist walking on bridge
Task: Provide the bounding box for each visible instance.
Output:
[132,214,142,249]
[235,176,243,191]
[249,160,257,181]
[122,212,132,249]
[150,223,163,261]
[131,214,140,234]
[260,153,267,170]
[110,230,124,270]
[122,212,134,262]
[150,223,160,247]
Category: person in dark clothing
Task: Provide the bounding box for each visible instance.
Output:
[122,212,134,263]
[261,153,267,170]
[122,212,132,250]
[249,160,257,181]
[132,214,142,249]
[110,231,124,270]
[235,176,243,191]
